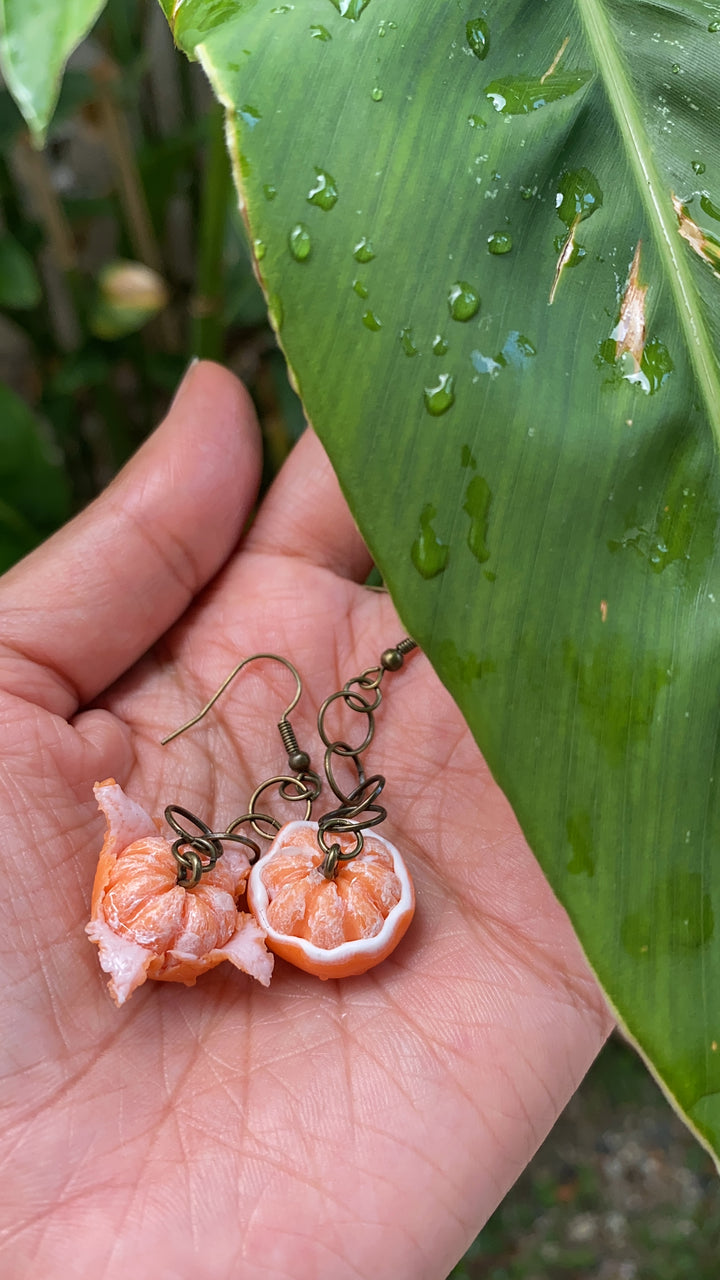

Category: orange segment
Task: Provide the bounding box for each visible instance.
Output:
[86,780,273,1005]
[247,820,415,979]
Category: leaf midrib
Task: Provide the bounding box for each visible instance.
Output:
[576,0,720,449]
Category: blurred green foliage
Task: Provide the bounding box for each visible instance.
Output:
[0,0,303,573]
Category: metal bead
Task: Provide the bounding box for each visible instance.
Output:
[380,647,403,671]
[288,748,311,772]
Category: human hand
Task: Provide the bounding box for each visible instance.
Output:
[0,362,612,1279]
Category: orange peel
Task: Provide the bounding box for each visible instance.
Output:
[86,779,273,1005]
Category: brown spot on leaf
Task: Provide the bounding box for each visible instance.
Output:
[672,193,720,278]
[541,36,570,84]
[612,242,647,367]
[549,215,580,304]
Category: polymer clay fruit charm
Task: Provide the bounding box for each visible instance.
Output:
[247,819,415,979]
[86,779,273,1005]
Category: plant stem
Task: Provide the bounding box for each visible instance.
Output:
[192,104,232,360]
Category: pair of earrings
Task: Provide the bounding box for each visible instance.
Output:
[86,639,417,1005]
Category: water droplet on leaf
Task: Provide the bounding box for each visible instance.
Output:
[362,310,382,331]
[307,168,339,210]
[288,223,312,261]
[485,71,592,114]
[692,160,706,175]
[424,374,455,415]
[371,87,384,101]
[467,114,486,128]
[487,231,513,255]
[400,326,419,356]
[432,334,449,355]
[463,475,492,563]
[329,0,371,21]
[263,183,278,201]
[556,168,603,227]
[411,504,449,578]
[253,239,266,261]
[466,17,490,60]
[352,278,369,298]
[310,24,332,39]
[239,104,261,128]
[448,281,480,321]
[353,237,376,262]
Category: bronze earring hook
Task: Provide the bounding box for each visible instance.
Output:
[159,653,321,886]
[160,653,304,747]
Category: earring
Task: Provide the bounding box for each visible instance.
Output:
[86,640,417,1004]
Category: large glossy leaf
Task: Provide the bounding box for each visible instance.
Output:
[0,0,106,142]
[163,0,720,1161]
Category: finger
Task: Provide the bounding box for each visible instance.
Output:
[0,362,262,716]
[245,426,373,581]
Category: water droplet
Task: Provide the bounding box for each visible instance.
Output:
[671,62,680,73]
[471,349,502,377]
[553,232,587,266]
[692,160,706,175]
[288,223,312,261]
[432,334,449,355]
[520,184,535,200]
[400,326,418,356]
[424,374,455,415]
[307,168,339,210]
[487,231,513,255]
[329,0,371,20]
[709,18,720,31]
[411,504,449,578]
[371,87,384,101]
[377,18,397,37]
[352,278,369,298]
[271,4,293,11]
[461,445,477,469]
[501,331,537,365]
[353,237,375,263]
[700,193,720,222]
[310,24,332,39]
[485,71,592,114]
[467,113,486,129]
[448,281,480,321]
[263,183,278,201]
[253,239,266,261]
[239,104,261,128]
[362,309,382,331]
[466,17,490,60]
[463,475,492,563]
[555,168,603,228]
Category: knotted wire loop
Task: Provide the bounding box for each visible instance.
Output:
[165,805,261,888]
[313,640,418,878]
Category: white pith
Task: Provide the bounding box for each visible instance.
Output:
[247,819,413,961]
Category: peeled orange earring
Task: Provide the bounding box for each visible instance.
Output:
[87,641,417,1004]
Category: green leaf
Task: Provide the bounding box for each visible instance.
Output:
[0,382,71,570]
[0,233,41,309]
[168,0,720,1163]
[0,0,107,142]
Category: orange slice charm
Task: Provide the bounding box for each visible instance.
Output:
[86,779,273,1005]
[246,819,415,979]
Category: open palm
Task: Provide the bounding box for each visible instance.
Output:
[0,363,611,1280]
